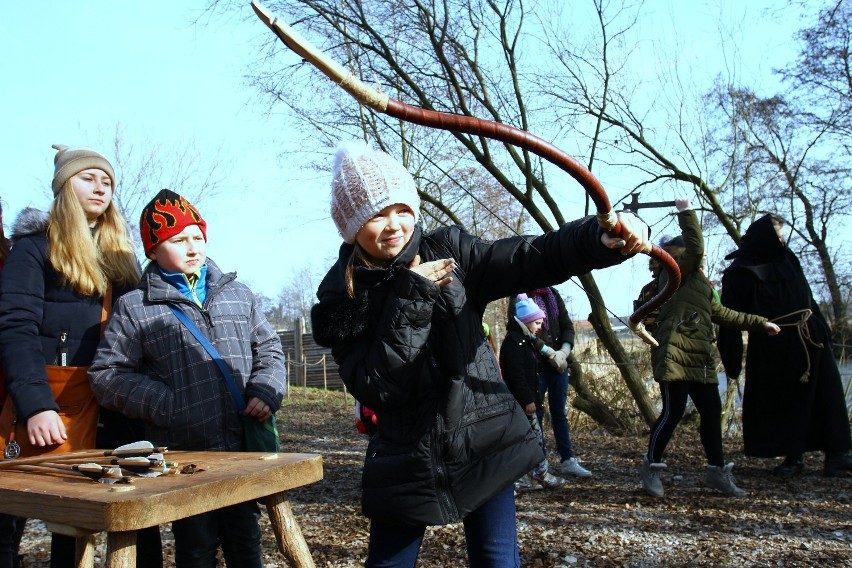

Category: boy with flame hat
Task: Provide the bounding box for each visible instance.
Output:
[90,189,287,566]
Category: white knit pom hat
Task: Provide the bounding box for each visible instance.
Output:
[330,141,420,244]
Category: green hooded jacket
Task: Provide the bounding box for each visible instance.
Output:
[651,209,768,384]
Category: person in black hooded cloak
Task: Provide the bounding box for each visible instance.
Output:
[717,214,852,478]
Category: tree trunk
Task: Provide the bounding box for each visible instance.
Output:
[721,374,741,437]
[580,272,657,428]
[568,361,628,435]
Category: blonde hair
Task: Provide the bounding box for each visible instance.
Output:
[345,244,381,299]
[47,181,140,296]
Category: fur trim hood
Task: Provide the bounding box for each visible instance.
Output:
[11,208,49,240]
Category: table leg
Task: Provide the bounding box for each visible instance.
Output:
[42,523,96,568]
[265,492,315,568]
[74,534,95,568]
[105,530,137,568]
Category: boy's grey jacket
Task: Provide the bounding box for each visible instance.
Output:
[89,258,286,451]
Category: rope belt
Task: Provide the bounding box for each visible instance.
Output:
[770,309,823,383]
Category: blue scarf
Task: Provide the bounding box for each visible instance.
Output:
[159,264,208,307]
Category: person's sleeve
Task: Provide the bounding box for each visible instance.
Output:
[676,209,704,276]
[554,292,575,347]
[330,269,440,410]
[244,294,287,412]
[88,299,174,428]
[507,294,518,323]
[717,271,750,380]
[451,216,632,307]
[710,297,768,332]
[0,238,57,418]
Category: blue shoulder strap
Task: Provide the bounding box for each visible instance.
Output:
[168,304,246,413]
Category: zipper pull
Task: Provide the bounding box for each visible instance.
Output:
[58,331,68,366]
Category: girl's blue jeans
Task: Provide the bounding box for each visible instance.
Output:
[536,365,575,460]
[365,484,519,567]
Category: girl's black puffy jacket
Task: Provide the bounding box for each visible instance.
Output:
[311,218,628,525]
[0,209,135,421]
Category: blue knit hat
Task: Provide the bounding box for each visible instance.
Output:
[515,293,546,324]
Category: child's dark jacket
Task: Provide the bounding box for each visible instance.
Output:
[311,217,628,526]
[499,324,542,409]
[89,259,287,451]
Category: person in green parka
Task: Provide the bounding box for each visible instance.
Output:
[638,198,780,499]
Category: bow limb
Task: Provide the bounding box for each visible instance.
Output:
[251,0,679,346]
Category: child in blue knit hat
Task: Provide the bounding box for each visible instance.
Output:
[499,294,568,490]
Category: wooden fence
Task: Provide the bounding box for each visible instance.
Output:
[277,319,343,391]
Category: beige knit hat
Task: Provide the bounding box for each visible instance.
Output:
[330,142,420,244]
[51,144,115,196]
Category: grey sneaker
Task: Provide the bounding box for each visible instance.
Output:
[561,457,592,478]
[705,463,746,497]
[530,470,568,489]
[640,455,666,497]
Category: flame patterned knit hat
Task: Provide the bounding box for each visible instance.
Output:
[139,189,207,256]
[51,144,115,197]
[330,141,420,244]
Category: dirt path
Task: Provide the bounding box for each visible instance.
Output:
[15,389,852,566]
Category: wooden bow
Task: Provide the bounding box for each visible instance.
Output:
[250,0,680,346]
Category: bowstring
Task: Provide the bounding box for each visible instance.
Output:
[370,112,632,327]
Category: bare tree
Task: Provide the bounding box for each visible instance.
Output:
[703,1,852,348]
[209,0,849,424]
[269,266,321,332]
[101,124,230,255]
[541,0,851,384]
[208,0,657,431]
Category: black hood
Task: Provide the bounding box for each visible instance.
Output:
[725,214,786,262]
[312,224,423,348]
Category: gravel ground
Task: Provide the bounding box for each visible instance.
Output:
[15,388,852,567]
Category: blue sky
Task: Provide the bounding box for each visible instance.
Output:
[0,0,800,317]
[0,1,339,299]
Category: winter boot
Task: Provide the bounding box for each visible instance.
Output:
[514,474,543,493]
[640,455,666,497]
[560,457,592,478]
[773,455,805,478]
[530,470,568,489]
[823,451,852,477]
[705,463,746,497]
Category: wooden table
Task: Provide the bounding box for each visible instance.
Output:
[0,450,323,567]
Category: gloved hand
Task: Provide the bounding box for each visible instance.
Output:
[549,349,569,373]
[675,198,691,212]
[549,343,572,373]
[539,344,557,363]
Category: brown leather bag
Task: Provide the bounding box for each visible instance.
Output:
[0,286,111,459]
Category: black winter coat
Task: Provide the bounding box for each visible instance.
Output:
[311,218,628,525]
[0,209,138,443]
[717,214,852,457]
[499,325,542,409]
